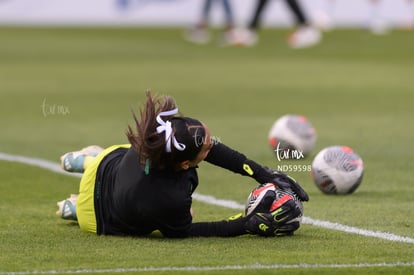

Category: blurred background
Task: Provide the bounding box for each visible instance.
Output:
[0,0,413,32]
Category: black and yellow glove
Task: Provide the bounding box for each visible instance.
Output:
[244,199,301,237]
[264,167,309,202]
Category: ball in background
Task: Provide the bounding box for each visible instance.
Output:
[268,114,317,157]
[311,146,364,195]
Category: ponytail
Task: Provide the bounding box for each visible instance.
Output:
[127,91,205,170]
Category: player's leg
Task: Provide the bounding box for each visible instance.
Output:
[285,0,307,26]
[218,0,237,45]
[57,144,131,234]
[248,0,269,30]
[285,0,322,48]
[60,145,104,173]
[56,194,78,220]
[222,0,234,28]
[223,0,268,47]
[56,145,103,220]
[184,0,213,44]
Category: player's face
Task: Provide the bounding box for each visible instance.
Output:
[188,124,212,167]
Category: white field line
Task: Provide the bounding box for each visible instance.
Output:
[1,152,414,245]
[0,262,414,274]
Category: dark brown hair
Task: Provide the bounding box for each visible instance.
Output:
[126,91,206,170]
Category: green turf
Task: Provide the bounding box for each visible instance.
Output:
[0,27,413,274]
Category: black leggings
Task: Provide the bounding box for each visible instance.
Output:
[249,0,308,30]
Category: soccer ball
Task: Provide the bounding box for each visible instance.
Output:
[268,114,316,158]
[245,183,303,225]
[311,146,364,195]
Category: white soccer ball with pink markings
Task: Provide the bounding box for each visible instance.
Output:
[311,146,364,195]
[268,114,316,158]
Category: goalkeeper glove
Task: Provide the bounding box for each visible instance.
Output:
[244,198,301,237]
[245,185,277,216]
[264,167,309,202]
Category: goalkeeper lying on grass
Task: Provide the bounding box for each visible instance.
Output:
[57,91,308,238]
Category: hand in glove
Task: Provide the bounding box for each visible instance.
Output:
[245,198,301,237]
[264,168,309,202]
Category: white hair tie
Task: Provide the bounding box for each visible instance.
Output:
[156,108,186,153]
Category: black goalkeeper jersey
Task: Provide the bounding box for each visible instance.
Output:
[94,143,271,238]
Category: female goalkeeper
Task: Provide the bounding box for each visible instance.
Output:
[57,91,308,238]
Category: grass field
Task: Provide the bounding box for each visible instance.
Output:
[0,27,413,274]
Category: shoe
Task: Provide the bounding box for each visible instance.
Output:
[183,27,210,44]
[56,194,78,220]
[288,26,321,49]
[224,28,258,47]
[369,19,390,35]
[60,145,103,173]
[312,9,334,32]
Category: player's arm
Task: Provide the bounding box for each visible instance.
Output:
[204,142,309,201]
[188,194,301,237]
[189,216,248,237]
[204,142,271,181]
